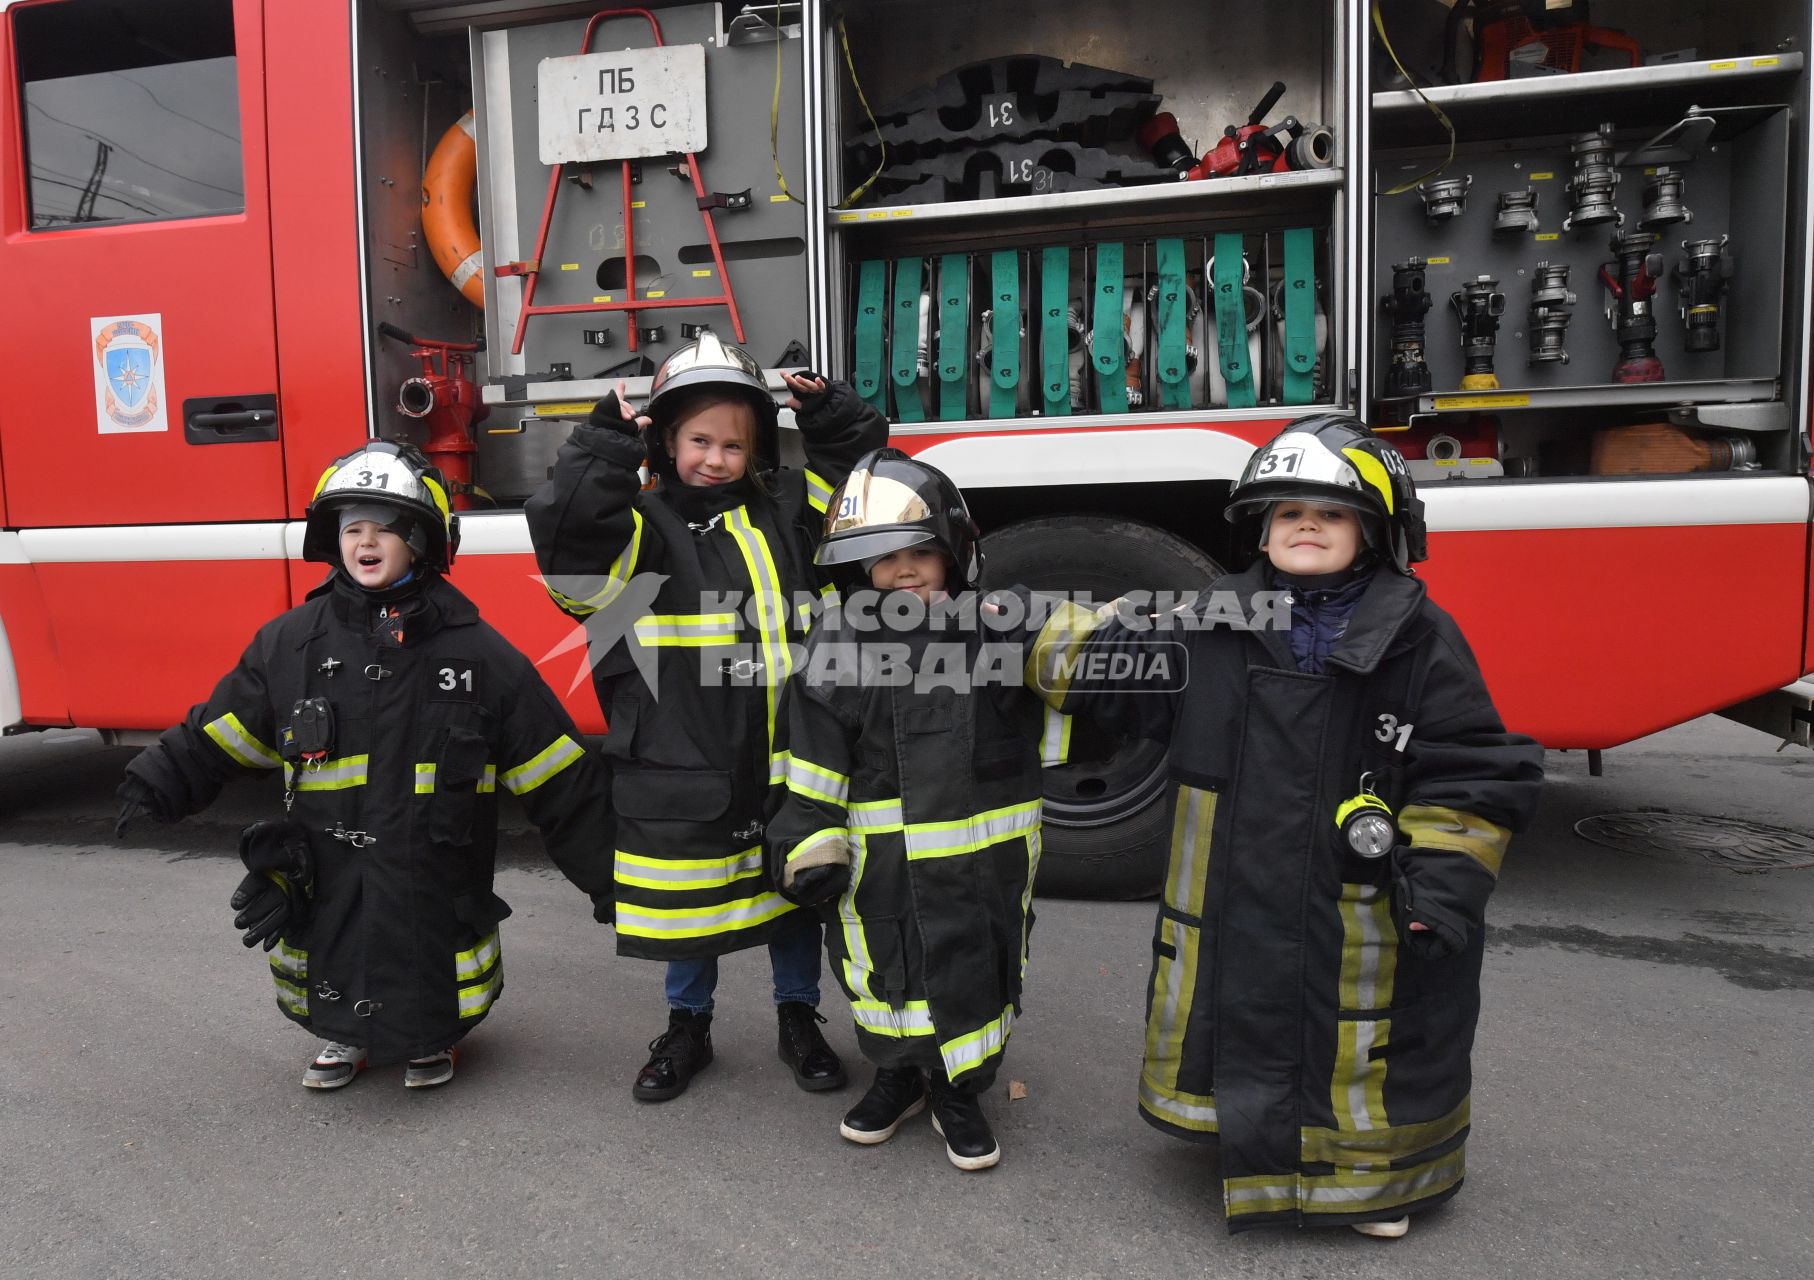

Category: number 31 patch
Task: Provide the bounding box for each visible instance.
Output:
[430,660,480,700]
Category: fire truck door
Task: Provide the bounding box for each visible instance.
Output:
[0,0,284,529]
[0,0,288,731]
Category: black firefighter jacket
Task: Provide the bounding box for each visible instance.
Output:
[125,573,614,1066]
[767,617,1072,1092]
[1015,563,1543,1230]
[525,381,885,960]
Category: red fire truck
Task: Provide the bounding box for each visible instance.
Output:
[1,0,1809,895]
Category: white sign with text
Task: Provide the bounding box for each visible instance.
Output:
[538,45,707,164]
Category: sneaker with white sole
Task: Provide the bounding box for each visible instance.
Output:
[302,1042,366,1090]
[1351,1217,1410,1239]
[404,1047,459,1089]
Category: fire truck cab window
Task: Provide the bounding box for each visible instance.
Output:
[14,0,243,229]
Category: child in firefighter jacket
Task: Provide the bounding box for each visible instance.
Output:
[1004,415,1543,1233]
[524,334,886,1103]
[115,441,615,1090]
[767,449,1070,1172]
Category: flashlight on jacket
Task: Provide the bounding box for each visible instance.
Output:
[1335,790,1397,859]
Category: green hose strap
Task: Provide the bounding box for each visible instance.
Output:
[1282,228,1316,405]
[989,251,1020,419]
[1093,242,1127,414]
[1212,233,1256,410]
[854,260,887,412]
[937,254,969,420]
[1040,247,1071,416]
[1154,238,1189,409]
[890,257,925,423]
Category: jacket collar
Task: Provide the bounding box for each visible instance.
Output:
[1216,560,1427,674]
[309,570,481,641]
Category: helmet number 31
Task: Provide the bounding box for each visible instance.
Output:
[1375,713,1414,752]
[354,470,391,489]
[1256,447,1303,476]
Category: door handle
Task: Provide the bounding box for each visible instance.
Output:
[183,394,279,444]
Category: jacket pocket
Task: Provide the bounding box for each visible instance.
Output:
[598,696,639,760]
[430,726,490,847]
[613,767,734,822]
[855,913,911,1009]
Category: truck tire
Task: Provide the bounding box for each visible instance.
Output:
[981,515,1225,899]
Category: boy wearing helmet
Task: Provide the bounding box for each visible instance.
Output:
[1002,415,1543,1233]
[525,334,886,1102]
[115,442,615,1089]
[766,449,1070,1172]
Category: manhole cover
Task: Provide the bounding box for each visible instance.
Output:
[1575,812,1814,873]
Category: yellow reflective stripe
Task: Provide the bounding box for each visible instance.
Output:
[1142,915,1198,1098]
[902,800,1040,860]
[204,713,282,769]
[1164,784,1214,918]
[615,847,765,890]
[796,597,814,632]
[543,511,643,617]
[850,998,935,1038]
[785,828,848,866]
[804,468,834,514]
[1298,1148,1467,1214]
[458,968,503,1018]
[632,612,741,646]
[723,507,791,749]
[1302,1099,1470,1167]
[614,891,794,941]
[269,939,307,980]
[1039,707,1072,766]
[849,798,904,831]
[939,1005,1014,1079]
[1139,1076,1219,1134]
[272,974,309,1017]
[1026,597,1113,702]
[286,754,370,791]
[1397,804,1511,877]
[1223,1175,1297,1216]
[782,753,850,806]
[1332,1016,1393,1149]
[501,735,582,795]
[1336,883,1397,1011]
[837,827,877,1000]
[417,763,496,794]
[1018,827,1041,980]
[454,929,500,981]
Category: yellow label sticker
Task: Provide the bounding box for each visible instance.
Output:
[691,269,713,278]
[1529,171,1554,181]
[865,210,889,220]
[1644,167,1657,175]
[770,193,791,203]
[1426,256,1452,265]
[560,263,579,271]
[1534,232,1560,241]
[1433,393,1533,410]
[837,212,859,223]
[1752,56,1782,68]
[534,402,598,416]
[890,209,914,218]
[631,200,647,209]
[594,295,614,303]
[646,290,666,298]
[1710,60,1738,70]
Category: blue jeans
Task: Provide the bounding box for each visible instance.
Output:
[664,913,823,1014]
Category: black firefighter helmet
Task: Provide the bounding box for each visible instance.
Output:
[1224,413,1427,574]
[302,439,460,573]
[641,330,781,475]
[816,448,983,589]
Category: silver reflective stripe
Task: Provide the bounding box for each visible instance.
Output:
[940,1006,1014,1077]
[837,830,875,999]
[1139,1079,1219,1128]
[1225,1181,1294,1207]
[851,998,936,1038]
[269,940,307,979]
[615,892,793,940]
[291,755,370,791]
[1039,706,1070,766]
[849,799,905,831]
[723,507,792,747]
[502,736,583,795]
[272,975,309,1017]
[204,713,281,770]
[783,754,849,806]
[631,613,741,644]
[805,469,834,513]
[455,930,500,981]
[1303,1152,1465,1205]
[615,848,765,887]
[1343,1019,1383,1134]
[903,801,1040,860]
[458,969,502,1017]
[1167,789,1210,915]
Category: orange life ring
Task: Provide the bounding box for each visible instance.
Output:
[422,109,484,309]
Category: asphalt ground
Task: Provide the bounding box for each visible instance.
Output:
[1,718,1810,1279]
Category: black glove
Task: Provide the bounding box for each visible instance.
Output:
[592,894,616,925]
[587,390,641,436]
[1390,847,1472,960]
[230,871,294,951]
[114,776,164,838]
[788,862,851,907]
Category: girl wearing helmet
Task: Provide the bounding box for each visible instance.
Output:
[766,449,1066,1171]
[116,441,615,1090]
[526,334,887,1103]
[999,415,1543,1234]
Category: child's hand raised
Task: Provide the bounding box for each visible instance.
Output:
[590,379,652,436]
[780,369,829,411]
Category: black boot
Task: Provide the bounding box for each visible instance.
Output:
[777,1001,847,1092]
[633,1010,713,1102]
[927,1071,1000,1170]
[839,1067,927,1144]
